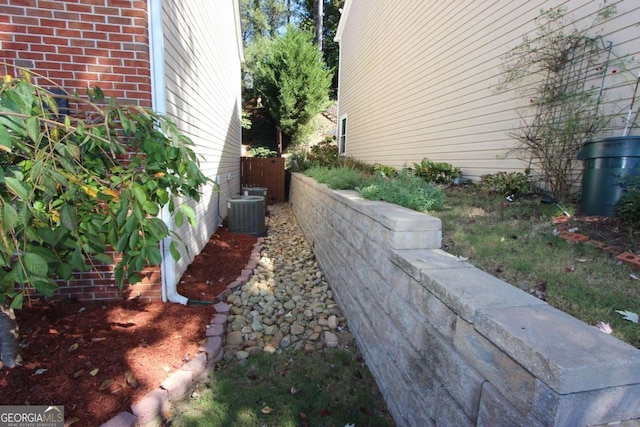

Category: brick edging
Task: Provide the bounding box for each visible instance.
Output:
[99,237,265,427]
[554,216,639,268]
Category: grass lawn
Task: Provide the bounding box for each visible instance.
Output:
[431,184,640,348]
[169,348,394,427]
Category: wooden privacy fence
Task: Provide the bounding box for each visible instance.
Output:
[240,157,285,204]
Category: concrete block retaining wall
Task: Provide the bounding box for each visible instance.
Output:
[289,173,640,427]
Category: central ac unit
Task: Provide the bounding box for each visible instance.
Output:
[227,195,266,236]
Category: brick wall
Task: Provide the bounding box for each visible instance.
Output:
[0,0,152,106]
[0,0,160,302]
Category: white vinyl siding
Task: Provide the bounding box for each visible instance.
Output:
[336,0,640,181]
[162,0,243,281]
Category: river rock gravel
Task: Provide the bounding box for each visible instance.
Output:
[223,203,355,360]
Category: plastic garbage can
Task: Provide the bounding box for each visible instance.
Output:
[577,136,640,216]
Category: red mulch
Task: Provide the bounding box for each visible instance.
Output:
[0,226,257,427]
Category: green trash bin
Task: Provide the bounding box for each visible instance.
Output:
[577,136,640,216]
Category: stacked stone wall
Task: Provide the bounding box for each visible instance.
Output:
[290,172,640,426]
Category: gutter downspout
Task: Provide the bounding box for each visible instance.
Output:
[148,0,188,305]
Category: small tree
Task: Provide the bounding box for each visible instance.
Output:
[0,70,207,368]
[496,5,621,201]
[253,26,332,152]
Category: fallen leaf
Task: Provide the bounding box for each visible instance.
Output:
[299,411,307,420]
[72,370,84,379]
[91,337,106,343]
[616,310,639,323]
[90,368,99,376]
[65,417,80,426]
[68,343,79,352]
[630,274,639,281]
[125,370,138,388]
[457,255,468,262]
[98,379,113,390]
[290,386,298,395]
[594,321,613,334]
[575,258,587,263]
[565,266,575,272]
[34,368,47,375]
[261,406,272,414]
[319,408,329,417]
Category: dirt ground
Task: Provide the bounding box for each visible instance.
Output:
[0,226,257,427]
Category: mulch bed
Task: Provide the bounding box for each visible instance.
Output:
[0,225,257,426]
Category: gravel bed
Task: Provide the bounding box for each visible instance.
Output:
[223,203,354,360]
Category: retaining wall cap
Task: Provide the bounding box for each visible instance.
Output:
[476,305,640,394]
[421,265,547,323]
[391,249,474,281]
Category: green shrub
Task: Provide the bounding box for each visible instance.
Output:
[248,146,277,158]
[479,171,531,196]
[358,168,445,211]
[412,158,461,185]
[616,175,640,228]
[339,156,376,174]
[373,163,397,178]
[307,139,339,168]
[304,166,371,190]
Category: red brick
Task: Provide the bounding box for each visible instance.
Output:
[82,12,106,23]
[93,6,120,16]
[3,41,28,50]
[43,36,70,46]
[55,28,81,38]
[0,5,27,15]
[73,55,97,64]
[99,73,124,82]
[71,38,95,47]
[14,34,41,43]
[96,41,122,50]
[96,57,122,66]
[16,51,43,60]
[68,20,93,30]
[109,33,133,42]
[11,15,38,25]
[84,48,109,57]
[46,70,73,79]
[26,26,55,36]
[95,23,122,33]
[66,3,92,13]
[39,18,68,28]
[45,53,71,63]
[107,15,131,25]
[120,8,146,19]
[37,1,64,10]
[28,8,53,18]
[53,11,80,21]
[57,46,81,55]
[82,31,108,40]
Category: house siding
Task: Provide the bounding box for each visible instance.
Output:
[161,0,243,282]
[336,0,640,181]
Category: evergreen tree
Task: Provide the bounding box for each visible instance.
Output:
[253,26,331,151]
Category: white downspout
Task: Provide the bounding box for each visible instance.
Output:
[148,0,188,305]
